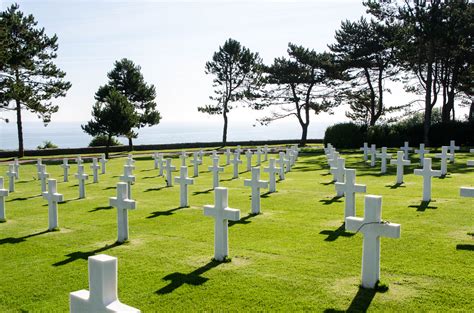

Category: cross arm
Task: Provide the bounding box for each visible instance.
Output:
[223,208,240,221]
[0,189,9,196]
[203,205,216,217]
[355,184,366,193]
[373,222,401,239]
[345,217,364,232]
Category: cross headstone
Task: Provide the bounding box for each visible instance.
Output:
[69,254,140,313]
[360,142,369,161]
[210,150,218,159]
[13,158,19,179]
[460,187,474,198]
[400,141,412,160]
[435,146,452,176]
[448,140,460,162]
[244,167,269,214]
[414,143,429,166]
[180,151,187,166]
[231,151,242,179]
[190,152,202,177]
[328,152,340,173]
[345,195,401,289]
[414,158,442,201]
[255,147,262,166]
[235,145,242,155]
[75,165,89,199]
[263,159,280,193]
[36,159,43,178]
[38,164,50,193]
[369,144,377,167]
[198,149,204,160]
[0,177,9,222]
[158,156,166,177]
[208,157,224,189]
[100,154,107,174]
[285,152,292,173]
[263,145,269,162]
[75,155,83,166]
[203,187,240,261]
[42,179,63,231]
[152,152,162,170]
[335,169,366,219]
[175,166,194,207]
[110,182,136,243]
[164,159,176,187]
[289,151,296,167]
[224,148,232,166]
[125,155,135,169]
[330,158,346,196]
[90,158,101,183]
[119,165,135,200]
[376,147,392,174]
[61,158,70,182]
[245,150,253,171]
[6,164,16,192]
[390,151,411,184]
[277,152,286,180]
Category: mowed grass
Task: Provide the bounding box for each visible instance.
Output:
[0,147,473,312]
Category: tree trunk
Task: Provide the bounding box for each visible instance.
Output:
[469,99,474,122]
[128,137,133,152]
[300,123,308,147]
[222,104,228,146]
[15,99,24,158]
[423,62,433,146]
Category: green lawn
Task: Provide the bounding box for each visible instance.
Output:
[0,148,473,312]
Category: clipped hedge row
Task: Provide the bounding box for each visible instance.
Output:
[324,121,474,149]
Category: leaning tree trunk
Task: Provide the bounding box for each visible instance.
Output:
[423,62,434,146]
[15,99,24,158]
[222,104,228,146]
[128,137,133,152]
[300,123,308,147]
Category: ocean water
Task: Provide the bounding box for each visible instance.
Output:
[0,119,332,151]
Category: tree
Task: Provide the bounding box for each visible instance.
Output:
[0,4,71,157]
[198,38,262,146]
[82,89,138,158]
[96,58,160,151]
[252,43,341,146]
[329,17,401,126]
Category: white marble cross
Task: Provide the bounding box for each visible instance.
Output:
[414,158,441,201]
[390,151,411,184]
[13,158,19,179]
[263,158,280,193]
[164,159,176,187]
[331,158,346,197]
[190,152,202,177]
[90,158,101,183]
[203,187,240,261]
[208,157,224,189]
[245,150,253,171]
[179,151,187,166]
[435,146,452,176]
[369,144,377,167]
[175,166,194,207]
[400,141,412,160]
[125,155,135,169]
[75,155,83,166]
[119,165,135,200]
[278,152,286,180]
[360,142,369,161]
[152,152,162,170]
[285,152,292,173]
[6,164,16,192]
[38,164,50,193]
[75,165,89,199]
[448,140,460,162]
[198,149,204,160]
[263,145,269,162]
[110,182,136,243]
[328,152,340,172]
[235,146,242,155]
[414,143,429,166]
[224,148,232,166]
[289,151,296,168]
[0,177,9,222]
[61,158,70,182]
[210,150,218,159]
[244,167,269,214]
[376,147,392,174]
[42,179,63,231]
[158,156,166,177]
[100,154,107,174]
[255,148,262,166]
[335,169,366,219]
[345,195,401,289]
[36,158,43,178]
[231,151,242,179]
[69,254,140,313]
[324,143,333,154]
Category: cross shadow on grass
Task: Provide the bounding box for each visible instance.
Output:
[193,188,213,195]
[145,186,170,192]
[229,213,257,227]
[408,201,437,212]
[261,191,274,198]
[89,205,113,212]
[320,181,335,186]
[385,182,406,189]
[321,172,331,176]
[147,207,185,219]
[156,259,221,295]
[319,196,343,205]
[456,244,474,251]
[142,175,159,179]
[0,230,50,245]
[319,223,354,242]
[103,186,115,190]
[7,195,41,202]
[325,284,388,312]
[221,177,238,182]
[53,242,122,267]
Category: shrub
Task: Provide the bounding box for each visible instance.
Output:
[37,140,58,150]
[88,135,121,147]
[324,123,366,148]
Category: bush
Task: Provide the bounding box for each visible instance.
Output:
[88,135,121,147]
[37,140,58,150]
[324,123,366,149]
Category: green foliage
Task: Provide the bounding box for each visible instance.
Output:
[36,140,58,150]
[0,4,71,156]
[324,123,366,149]
[88,135,121,147]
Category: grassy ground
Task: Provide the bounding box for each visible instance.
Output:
[0,147,473,312]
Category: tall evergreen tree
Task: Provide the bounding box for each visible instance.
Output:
[96,58,160,151]
[198,38,262,146]
[0,4,71,156]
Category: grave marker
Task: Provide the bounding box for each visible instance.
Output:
[390,151,411,184]
[90,158,100,183]
[255,148,262,166]
[180,151,187,166]
[245,150,253,171]
[61,158,70,182]
[75,155,83,166]
[109,182,136,243]
[231,151,242,179]
[119,165,135,200]
[36,159,42,178]
[400,141,412,160]
[330,158,346,196]
[263,145,269,162]
[335,169,366,219]
[414,158,441,201]
[278,152,286,180]
[13,158,19,179]
[370,144,377,167]
[42,179,63,231]
[152,152,162,170]
[224,148,232,166]
[190,152,202,177]
[376,147,392,174]
[75,165,89,199]
[208,157,224,189]
[435,146,452,176]
[460,187,474,198]
[263,158,280,192]
[448,140,460,162]
[175,166,194,207]
[38,164,50,193]
[360,142,369,161]
[6,165,16,192]
[244,167,269,214]
[164,159,176,187]
[414,144,429,166]
[0,177,9,222]
[100,154,107,174]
